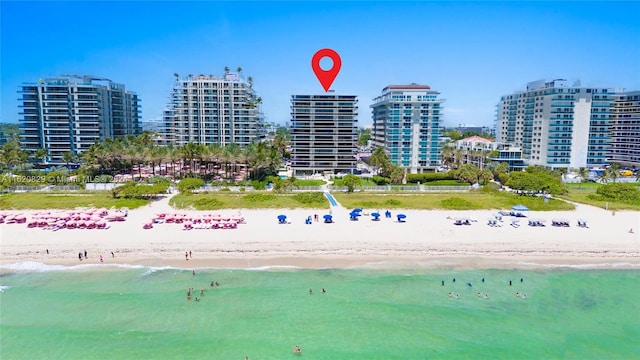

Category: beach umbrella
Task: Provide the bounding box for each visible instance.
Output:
[323,214,332,220]
[277,215,287,221]
[511,204,529,211]
[397,214,407,222]
[371,212,380,217]
[353,208,363,213]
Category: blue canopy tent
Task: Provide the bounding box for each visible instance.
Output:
[397,214,407,223]
[511,204,529,211]
[353,208,363,213]
[349,211,362,221]
[323,214,333,223]
[277,215,287,224]
[371,212,381,221]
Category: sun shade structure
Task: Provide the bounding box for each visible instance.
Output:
[277,215,287,224]
[511,204,529,211]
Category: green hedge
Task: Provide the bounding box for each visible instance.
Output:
[406,172,456,183]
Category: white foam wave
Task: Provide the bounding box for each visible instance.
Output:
[0,285,9,292]
[140,266,176,276]
[0,261,147,273]
[245,265,303,271]
[516,261,640,269]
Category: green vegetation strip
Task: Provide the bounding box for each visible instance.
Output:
[558,183,640,211]
[170,192,329,210]
[0,192,148,210]
[332,190,574,211]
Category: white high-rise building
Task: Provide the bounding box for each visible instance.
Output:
[496,79,614,169]
[371,84,443,173]
[19,75,141,164]
[163,73,262,147]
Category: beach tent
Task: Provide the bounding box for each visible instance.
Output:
[511,204,529,211]
[323,214,333,223]
[397,214,407,223]
[277,215,287,224]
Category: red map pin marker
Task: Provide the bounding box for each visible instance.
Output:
[311,48,342,92]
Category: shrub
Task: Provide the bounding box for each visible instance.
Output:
[588,183,640,205]
[292,192,327,205]
[219,187,230,192]
[406,172,456,183]
[372,175,390,185]
[177,178,204,194]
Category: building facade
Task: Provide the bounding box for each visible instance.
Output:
[19,75,141,164]
[496,79,614,170]
[608,91,640,167]
[162,73,262,147]
[453,136,526,171]
[290,95,358,176]
[371,84,443,173]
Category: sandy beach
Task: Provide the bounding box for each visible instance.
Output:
[1,195,639,270]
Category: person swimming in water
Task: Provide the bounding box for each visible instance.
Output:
[293,345,301,355]
[448,292,453,298]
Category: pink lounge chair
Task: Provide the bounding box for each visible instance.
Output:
[143,223,153,229]
[28,221,38,228]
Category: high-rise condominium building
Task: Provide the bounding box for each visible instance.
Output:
[290,95,358,176]
[19,75,141,164]
[496,79,614,169]
[163,73,262,147]
[609,91,640,167]
[371,85,443,173]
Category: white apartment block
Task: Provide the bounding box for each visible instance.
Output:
[163,73,262,147]
[496,79,613,170]
[19,75,141,164]
[371,84,443,174]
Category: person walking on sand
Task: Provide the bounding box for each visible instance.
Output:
[99,255,103,263]
[185,252,189,261]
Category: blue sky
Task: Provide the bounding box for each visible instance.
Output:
[1,1,639,128]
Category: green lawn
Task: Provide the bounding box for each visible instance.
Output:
[170,192,329,210]
[0,192,148,210]
[295,179,326,186]
[332,191,574,211]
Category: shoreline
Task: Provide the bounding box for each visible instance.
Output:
[1,195,638,272]
[2,255,639,273]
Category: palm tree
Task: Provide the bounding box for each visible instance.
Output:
[224,66,230,74]
[181,142,202,178]
[34,148,48,165]
[62,151,76,172]
[577,167,589,188]
[603,163,620,183]
[369,147,389,175]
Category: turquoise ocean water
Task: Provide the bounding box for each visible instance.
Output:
[1,263,639,359]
